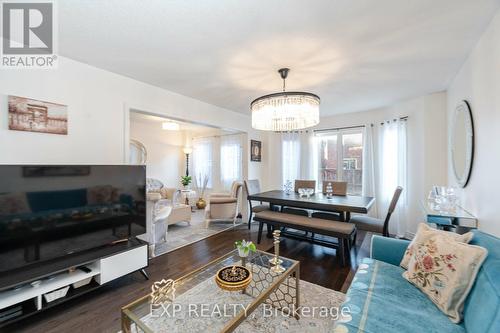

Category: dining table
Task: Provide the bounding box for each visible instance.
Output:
[248,190,376,222]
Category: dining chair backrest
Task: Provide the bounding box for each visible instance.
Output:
[294,180,316,193]
[387,186,403,214]
[244,179,261,197]
[322,181,348,196]
[382,186,403,236]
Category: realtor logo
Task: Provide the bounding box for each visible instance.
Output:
[1,1,57,68]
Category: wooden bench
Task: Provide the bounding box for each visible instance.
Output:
[253,210,356,266]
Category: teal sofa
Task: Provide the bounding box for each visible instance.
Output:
[335,230,499,333]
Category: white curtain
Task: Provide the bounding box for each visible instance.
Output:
[192,137,213,188]
[282,132,300,186]
[281,131,316,187]
[377,119,408,237]
[362,124,377,217]
[299,131,316,180]
[220,134,243,190]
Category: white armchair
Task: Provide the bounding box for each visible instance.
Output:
[144,196,172,256]
[204,181,243,228]
[159,188,191,226]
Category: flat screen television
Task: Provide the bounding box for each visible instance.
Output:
[0,165,146,287]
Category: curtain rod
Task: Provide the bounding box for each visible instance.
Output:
[193,132,243,140]
[313,125,365,133]
[316,116,409,131]
[379,116,408,126]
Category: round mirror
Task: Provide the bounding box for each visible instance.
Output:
[451,100,474,187]
[129,139,147,164]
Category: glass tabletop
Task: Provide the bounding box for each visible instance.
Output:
[122,249,299,333]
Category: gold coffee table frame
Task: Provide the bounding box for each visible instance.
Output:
[121,250,300,333]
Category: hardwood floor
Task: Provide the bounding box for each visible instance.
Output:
[3,223,370,333]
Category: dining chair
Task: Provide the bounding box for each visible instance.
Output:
[294,180,316,193]
[321,181,348,196]
[349,186,403,237]
[243,180,270,229]
[284,180,317,217]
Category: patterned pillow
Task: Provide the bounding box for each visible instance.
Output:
[403,235,487,323]
[0,192,31,215]
[400,223,473,269]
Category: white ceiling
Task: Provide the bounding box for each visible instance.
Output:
[59,0,499,116]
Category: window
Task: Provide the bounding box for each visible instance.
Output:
[192,138,213,188]
[316,129,363,195]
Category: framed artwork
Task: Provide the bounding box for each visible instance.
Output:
[250,140,262,162]
[23,166,90,177]
[8,95,68,135]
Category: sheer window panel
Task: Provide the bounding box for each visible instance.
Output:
[220,135,243,190]
[192,138,214,188]
[281,132,301,186]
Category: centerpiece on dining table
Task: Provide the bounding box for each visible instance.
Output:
[298,187,314,198]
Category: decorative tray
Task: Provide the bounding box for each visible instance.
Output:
[215,265,252,291]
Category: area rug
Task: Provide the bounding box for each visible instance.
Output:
[153,209,244,257]
[131,278,346,333]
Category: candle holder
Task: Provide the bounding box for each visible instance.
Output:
[269,230,285,273]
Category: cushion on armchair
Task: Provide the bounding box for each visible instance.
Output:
[209,192,232,197]
[209,197,237,204]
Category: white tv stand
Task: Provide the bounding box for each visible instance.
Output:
[0,240,148,327]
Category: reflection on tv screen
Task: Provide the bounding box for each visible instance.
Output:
[0,165,146,273]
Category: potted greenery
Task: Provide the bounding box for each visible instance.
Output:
[180,175,192,188]
[235,240,256,258]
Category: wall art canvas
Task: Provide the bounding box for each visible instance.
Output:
[8,95,68,135]
[250,140,262,162]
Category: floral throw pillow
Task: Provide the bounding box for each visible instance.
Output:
[402,235,487,323]
[400,223,473,269]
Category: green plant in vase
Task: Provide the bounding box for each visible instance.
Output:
[180,175,192,188]
[235,240,256,258]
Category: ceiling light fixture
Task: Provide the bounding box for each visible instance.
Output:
[162,121,180,131]
[250,68,320,131]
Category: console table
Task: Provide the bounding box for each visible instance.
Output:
[422,200,477,233]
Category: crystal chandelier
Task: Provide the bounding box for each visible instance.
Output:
[251,68,320,131]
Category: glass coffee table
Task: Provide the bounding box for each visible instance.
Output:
[121,250,300,333]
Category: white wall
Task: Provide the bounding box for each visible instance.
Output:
[266,92,448,236]
[129,120,184,187]
[447,10,500,237]
[0,57,268,189]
